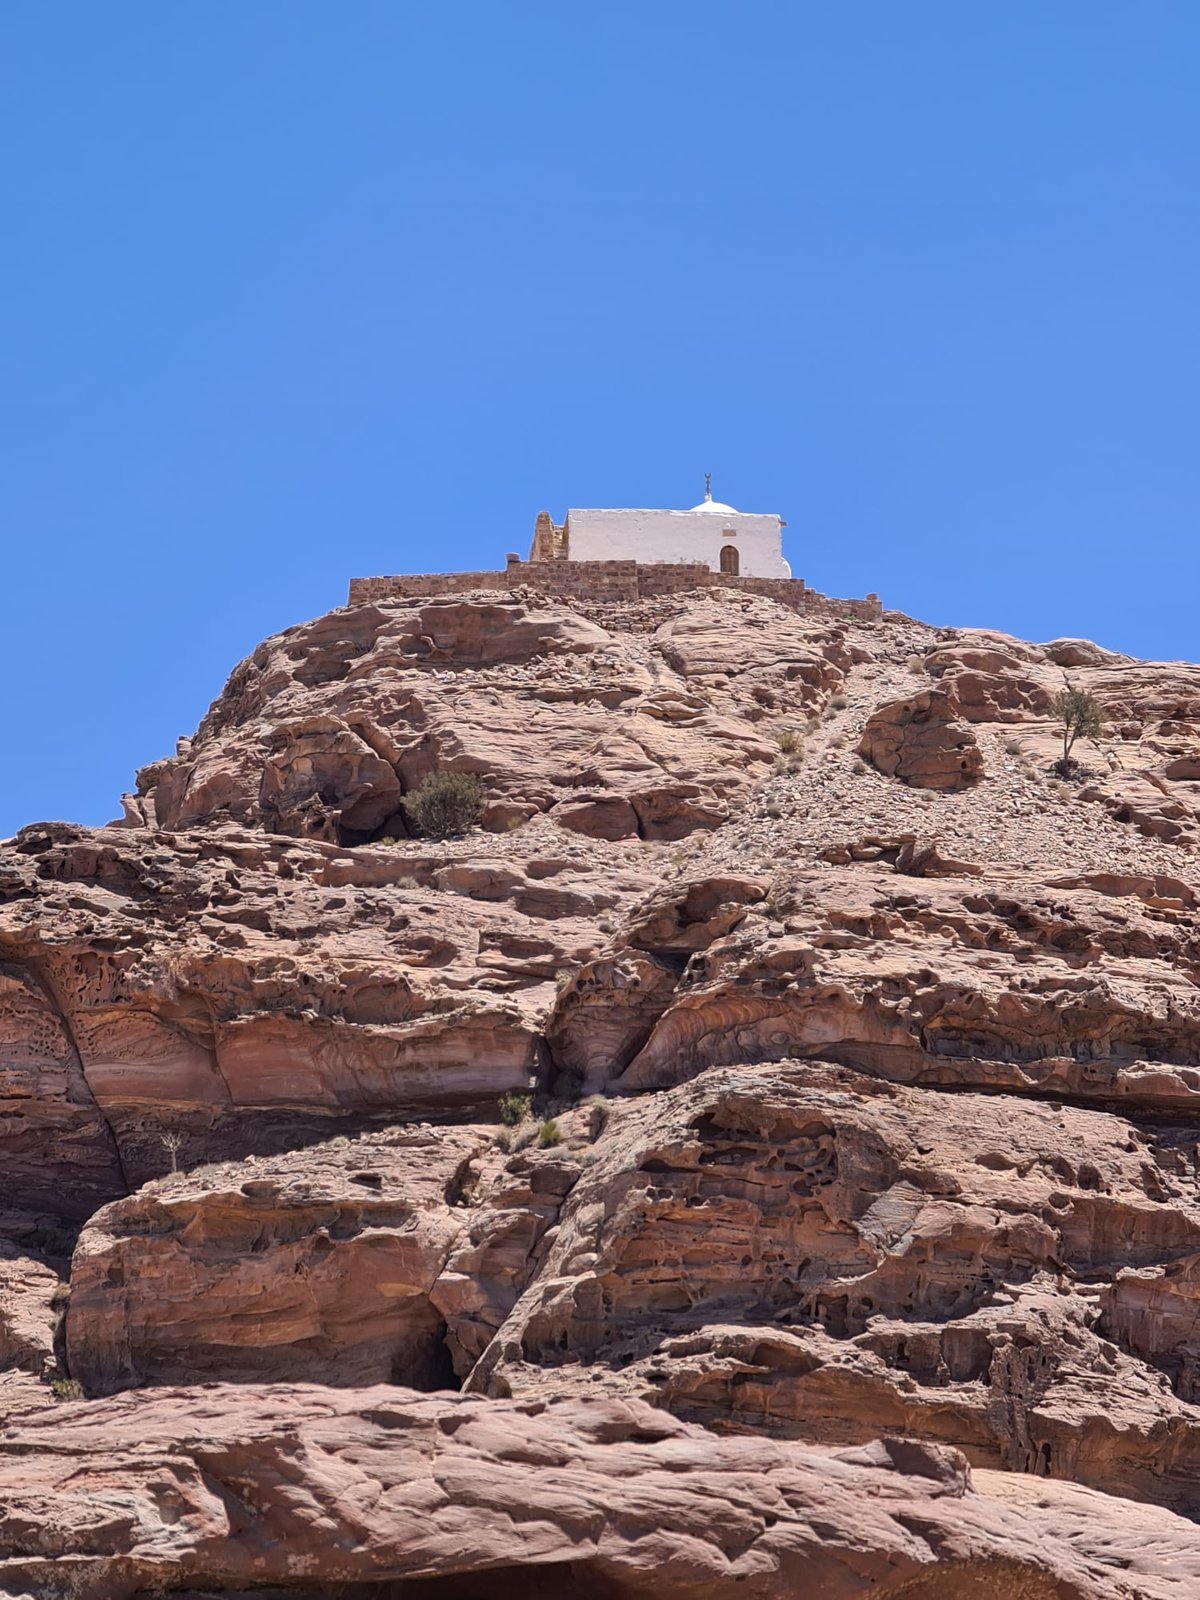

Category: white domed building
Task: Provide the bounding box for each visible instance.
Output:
[529,478,792,579]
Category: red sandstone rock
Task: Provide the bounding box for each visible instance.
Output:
[66,1127,580,1397]
[0,1383,1194,1599]
[472,1061,1200,1517]
[858,688,984,789]
[9,588,1200,1585]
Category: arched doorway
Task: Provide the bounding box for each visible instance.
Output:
[719,544,739,575]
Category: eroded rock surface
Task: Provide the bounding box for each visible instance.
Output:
[472,1062,1200,1517]
[66,1126,579,1397]
[2,1384,1198,1600]
[6,587,1200,1584]
[858,687,984,789]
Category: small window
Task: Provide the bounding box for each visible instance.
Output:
[720,545,739,575]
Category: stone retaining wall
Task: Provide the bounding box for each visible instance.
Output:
[348,558,882,621]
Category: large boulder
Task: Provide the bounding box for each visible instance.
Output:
[858,688,983,789]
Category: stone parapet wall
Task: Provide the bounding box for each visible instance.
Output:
[347,559,882,621]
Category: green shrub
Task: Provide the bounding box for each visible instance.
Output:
[498,1091,531,1127]
[401,771,484,839]
[538,1118,563,1148]
[774,727,803,755]
[1049,686,1103,769]
[51,1378,83,1402]
[50,1283,71,1311]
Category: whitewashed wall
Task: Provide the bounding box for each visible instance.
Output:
[563,508,791,579]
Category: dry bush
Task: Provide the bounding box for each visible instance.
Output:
[401,771,484,839]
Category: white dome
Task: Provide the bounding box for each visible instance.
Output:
[689,494,739,515]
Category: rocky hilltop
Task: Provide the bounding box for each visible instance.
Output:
[6,585,1200,1595]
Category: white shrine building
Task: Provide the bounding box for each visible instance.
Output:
[529,478,792,580]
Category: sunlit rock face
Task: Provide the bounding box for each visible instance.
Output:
[6,588,1200,1593]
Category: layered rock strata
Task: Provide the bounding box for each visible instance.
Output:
[2,588,1200,1591]
[1,1385,1198,1599]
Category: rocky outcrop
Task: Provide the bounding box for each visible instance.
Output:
[0,1383,1197,1599]
[547,862,1200,1100]
[13,586,1200,1582]
[130,594,852,843]
[66,1126,579,1396]
[858,688,984,789]
[473,1061,1200,1517]
[66,1127,484,1394]
[0,821,654,1203]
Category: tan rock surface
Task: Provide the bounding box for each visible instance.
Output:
[0,1383,1196,1599]
[0,820,654,1200]
[66,1126,579,1397]
[132,593,825,843]
[858,687,984,789]
[472,1062,1200,1516]
[8,586,1200,1581]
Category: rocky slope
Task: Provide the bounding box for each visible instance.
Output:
[6,585,1200,1593]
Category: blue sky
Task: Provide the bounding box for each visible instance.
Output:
[2,3,1198,834]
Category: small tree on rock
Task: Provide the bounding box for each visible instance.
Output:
[401,771,484,839]
[1049,686,1103,771]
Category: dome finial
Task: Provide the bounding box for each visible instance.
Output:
[704,471,712,503]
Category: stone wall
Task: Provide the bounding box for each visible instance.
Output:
[347,558,882,621]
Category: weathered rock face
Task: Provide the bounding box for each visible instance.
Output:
[549,862,1200,1099]
[66,1126,579,1397]
[0,820,655,1205]
[1,1383,1198,1600]
[130,593,851,844]
[858,687,984,789]
[471,1062,1200,1518]
[11,586,1200,1581]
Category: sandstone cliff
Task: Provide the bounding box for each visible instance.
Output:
[5,585,1200,1594]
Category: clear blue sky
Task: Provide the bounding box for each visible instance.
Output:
[3,4,1198,835]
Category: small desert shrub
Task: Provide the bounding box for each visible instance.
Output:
[513,1123,539,1151]
[401,771,484,839]
[586,1095,610,1139]
[538,1118,563,1148]
[906,654,926,674]
[504,814,525,831]
[50,1283,71,1311]
[51,1378,83,1402]
[379,835,397,847]
[828,733,847,750]
[851,757,870,776]
[1004,739,1023,756]
[498,1091,531,1127]
[829,693,849,711]
[1049,685,1103,771]
[774,727,803,755]
[494,1127,514,1154]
